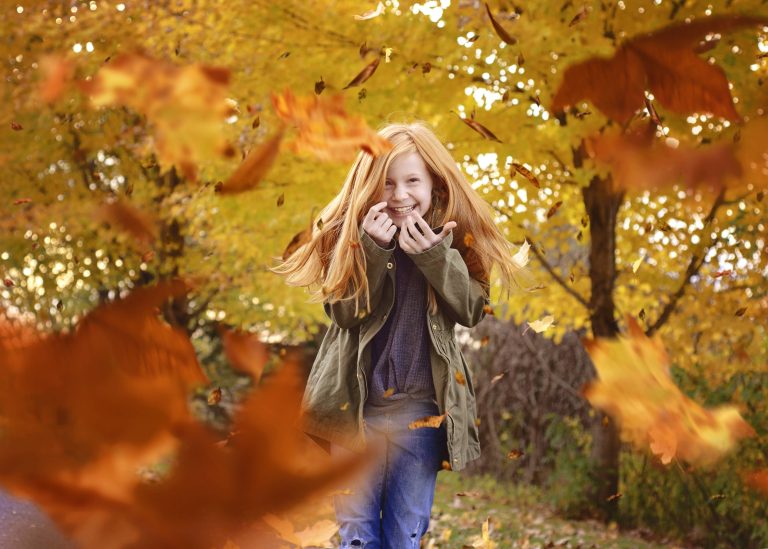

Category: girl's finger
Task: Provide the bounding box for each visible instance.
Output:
[439,221,457,239]
[411,214,436,245]
[386,224,397,239]
[406,215,431,249]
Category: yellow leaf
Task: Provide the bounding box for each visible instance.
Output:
[583,316,755,466]
[527,315,555,333]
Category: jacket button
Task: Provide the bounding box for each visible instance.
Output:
[386,262,393,269]
[432,323,438,330]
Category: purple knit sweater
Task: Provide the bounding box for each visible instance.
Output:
[364,246,437,414]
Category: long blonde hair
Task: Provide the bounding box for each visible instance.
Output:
[272,121,525,315]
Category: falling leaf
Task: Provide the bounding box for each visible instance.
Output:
[507,449,523,460]
[383,388,395,398]
[252,116,260,129]
[218,130,284,195]
[568,6,589,27]
[455,371,466,385]
[314,77,326,95]
[38,54,75,103]
[464,232,475,248]
[527,315,555,333]
[511,162,540,188]
[632,254,644,273]
[339,402,350,411]
[10,122,23,131]
[743,469,768,496]
[208,387,222,405]
[454,112,502,142]
[272,90,393,162]
[277,193,285,207]
[263,514,339,548]
[735,307,747,317]
[551,15,768,123]
[480,335,490,347]
[343,57,380,89]
[644,97,662,126]
[512,240,530,269]
[490,371,507,385]
[220,326,269,383]
[546,201,563,219]
[13,198,31,205]
[606,492,623,501]
[483,304,495,316]
[408,414,446,429]
[95,199,158,248]
[78,53,236,181]
[585,125,742,193]
[353,2,385,20]
[582,316,755,466]
[484,3,517,45]
[384,48,393,63]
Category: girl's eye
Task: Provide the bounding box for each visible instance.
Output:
[409,178,419,183]
[384,181,393,187]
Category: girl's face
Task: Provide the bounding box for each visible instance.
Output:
[379,151,434,228]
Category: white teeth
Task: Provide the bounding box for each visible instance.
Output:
[392,205,415,213]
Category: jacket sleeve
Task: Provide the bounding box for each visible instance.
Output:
[323,223,395,329]
[408,231,489,328]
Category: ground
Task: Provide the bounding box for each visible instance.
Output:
[268,470,682,549]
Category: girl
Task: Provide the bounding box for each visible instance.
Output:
[275,121,525,548]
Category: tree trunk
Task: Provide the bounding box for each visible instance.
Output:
[582,174,623,521]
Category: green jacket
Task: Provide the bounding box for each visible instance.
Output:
[300,224,488,471]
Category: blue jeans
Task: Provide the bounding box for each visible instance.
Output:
[331,399,448,549]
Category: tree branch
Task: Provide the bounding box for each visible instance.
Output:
[645,188,726,336]
[527,235,591,310]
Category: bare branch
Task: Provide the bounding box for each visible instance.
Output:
[645,189,726,336]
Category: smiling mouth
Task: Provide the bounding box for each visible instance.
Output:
[389,205,416,214]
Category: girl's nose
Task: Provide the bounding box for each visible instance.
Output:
[393,185,408,201]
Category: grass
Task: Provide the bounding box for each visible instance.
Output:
[260,470,683,548]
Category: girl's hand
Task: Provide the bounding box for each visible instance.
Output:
[362,201,397,248]
[399,211,457,254]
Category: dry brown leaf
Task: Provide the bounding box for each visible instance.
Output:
[484,3,517,45]
[551,15,768,123]
[512,162,540,188]
[343,57,380,89]
[218,130,284,195]
[455,112,503,143]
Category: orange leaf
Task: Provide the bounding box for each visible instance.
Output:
[272,90,392,162]
[582,316,755,466]
[218,130,284,195]
[220,326,269,383]
[551,15,768,123]
[408,414,446,429]
[95,199,158,247]
[585,126,742,193]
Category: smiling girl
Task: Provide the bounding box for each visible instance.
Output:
[275,121,526,548]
